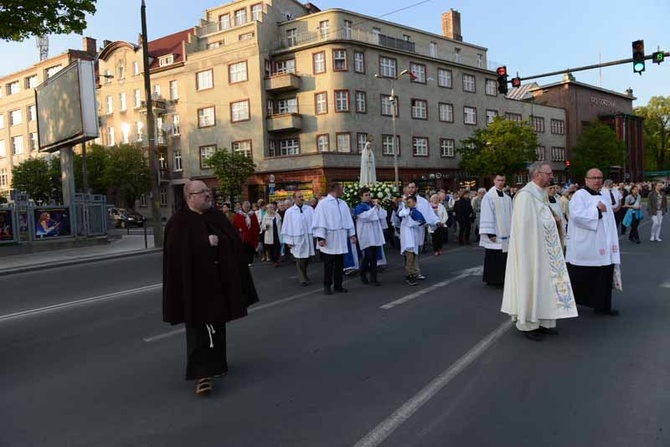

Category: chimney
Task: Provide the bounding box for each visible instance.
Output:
[103,40,112,48]
[82,36,97,55]
[442,9,462,42]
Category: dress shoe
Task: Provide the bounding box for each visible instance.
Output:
[594,308,620,316]
[334,287,348,293]
[360,275,369,284]
[324,286,333,295]
[538,326,559,335]
[300,281,309,287]
[523,330,543,341]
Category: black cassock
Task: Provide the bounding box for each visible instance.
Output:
[483,249,507,286]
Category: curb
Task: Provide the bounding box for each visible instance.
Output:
[0,248,163,277]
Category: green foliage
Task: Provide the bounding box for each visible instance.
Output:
[210,149,257,203]
[457,117,537,178]
[571,122,626,181]
[1,0,97,41]
[83,144,110,194]
[11,157,56,202]
[102,144,150,208]
[634,96,670,171]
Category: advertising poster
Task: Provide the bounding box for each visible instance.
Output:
[0,209,14,241]
[34,208,71,239]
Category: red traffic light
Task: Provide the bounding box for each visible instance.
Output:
[564,160,570,167]
[496,66,507,76]
[511,77,521,88]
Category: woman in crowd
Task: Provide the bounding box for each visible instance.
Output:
[647,181,667,242]
[261,203,282,267]
[428,194,449,256]
[453,190,474,246]
[623,184,642,244]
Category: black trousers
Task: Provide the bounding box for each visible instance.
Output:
[483,248,507,286]
[360,246,378,280]
[458,221,472,245]
[244,244,255,265]
[321,252,344,289]
[567,263,614,312]
[185,323,227,380]
[628,216,641,241]
[432,227,445,251]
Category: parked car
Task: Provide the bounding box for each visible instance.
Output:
[108,207,146,228]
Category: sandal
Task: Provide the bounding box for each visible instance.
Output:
[195,377,213,395]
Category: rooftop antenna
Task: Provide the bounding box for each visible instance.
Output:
[36,35,49,61]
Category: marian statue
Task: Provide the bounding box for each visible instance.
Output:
[359,135,377,186]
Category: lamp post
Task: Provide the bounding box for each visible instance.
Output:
[375,69,408,191]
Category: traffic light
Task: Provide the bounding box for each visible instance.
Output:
[652,51,665,64]
[564,160,570,174]
[496,66,508,95]
[511,77,521,88]
[632,40,645,74]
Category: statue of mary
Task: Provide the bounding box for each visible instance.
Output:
[359,137,377,186]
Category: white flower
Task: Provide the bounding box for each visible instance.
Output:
[377,192,384,198]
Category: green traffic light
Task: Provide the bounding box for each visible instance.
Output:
[653,52,665,64]
[633,61,645,73]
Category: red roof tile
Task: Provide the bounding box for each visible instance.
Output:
[148,29,192,69]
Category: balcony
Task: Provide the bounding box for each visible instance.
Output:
[265,73,301,92]
[267,113,302,132]
[159,168,171,183]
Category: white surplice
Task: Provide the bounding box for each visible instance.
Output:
[312,195,356,255]
[479,187,513,252]
[566,188,620,266]
[501,182,578,331]
[398,206,423,255]
[354,203,387,250]
[398,194,439,248]
[281,204,315,259]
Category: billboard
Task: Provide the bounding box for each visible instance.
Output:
[0,209,14,241]
[34,208,71,239]
[35,59,99,153]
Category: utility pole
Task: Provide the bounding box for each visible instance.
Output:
[141,0,163,248]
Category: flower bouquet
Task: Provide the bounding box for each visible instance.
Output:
[341,181,400,210]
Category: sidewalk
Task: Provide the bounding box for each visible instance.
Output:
[0,235,160,276]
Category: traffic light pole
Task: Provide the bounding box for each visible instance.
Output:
[513,51,669,82]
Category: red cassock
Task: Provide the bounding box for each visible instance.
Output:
[232,211,260,248]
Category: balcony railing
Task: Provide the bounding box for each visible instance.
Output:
[265,73,301,92]
[267,113,302,132]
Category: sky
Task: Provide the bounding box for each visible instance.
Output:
[1,0,668,107]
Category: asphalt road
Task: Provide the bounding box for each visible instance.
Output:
[1,222,668,447]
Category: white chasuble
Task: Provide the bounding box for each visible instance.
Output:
[479,187,513,252]
[281,204,315,259]
[501,182,578,327]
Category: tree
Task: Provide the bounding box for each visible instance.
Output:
[634,96,670,171]
[81,144,110,194]
[210,149,257,203]
[1,0,97,41]
[11,157,55,202]
[571,122,626,181]
[457,117,537,178]
[102,144,150,209]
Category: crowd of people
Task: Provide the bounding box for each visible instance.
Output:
[161,170,668,394]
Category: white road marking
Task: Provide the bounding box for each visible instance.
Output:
[380,266,483,310]
[0,284,161,323]
[352,319,513,447]
[660,281,670,288]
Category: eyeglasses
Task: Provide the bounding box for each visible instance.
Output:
[538,171,553,175]
[586,176,603,180]
[189,189,211,196]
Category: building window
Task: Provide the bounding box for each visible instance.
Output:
[412,137,428,157]
[0,114,3,129]
[200,145,217,169]
[269,138,300,156]
[464,106,477,125]
[430,41,437,58]
[171,114,181,136]
[354,51,365,73]
[476,53,483,68]
[229,61,248,83]
[0,140,5,158]
[119,93,127,112]
[0,168,7,187]
[231,100,250,122]
[486,109,498,125]
[336,133,351,153]
[121,123,130,144]
[133,61,140,76]
[196,69,213,90]
[334,90,349,112]
[333,49,347,71]
[207,41,222,50]
[251,3,262,21]
[551,119,565,135]
[173,151,183,171]
[505,112,522,123]
[437,68,452,88]
[454,48,462,63]
[136,122,144,142]
[313,52,326,74]
[232,140,252,158]
[536,145,546,161]
[30,132,38,151]
[438,103,454,122]
[357,133,368,152]
[28,105,36,121]
[277,98,297,114]
[463,74,476,93]
[133,89,142,108]
[530,115,545,133]
[45,66,62,79]
[318,20,329,39]
[219,13,230,30]
[381,94,398,117]
[315,92,328,114]
[26,75,38,89]
[234,8,247,26]
[355,91,367,113]
[11,136,24,155]
[8,81,20,95]
[381,135,400,155]
[138,194,147,208]
[198,106,216,127]
[409,63,426,83]
[286,28,297,47]
[344,20,352,38]
[9,109,22,126]
[485,79,497,96]
[107,127,115,146]
[159,55,174,67]
[379,57,397,78]
[317,134,330,152]
[273,59,295,75]
[440,139,455,158]
[411,99,427,119]
[169,80,179,100]
[551,146,566,162]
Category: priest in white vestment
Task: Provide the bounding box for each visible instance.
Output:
[354,186,387,286]
[359,140,377,187]
[397,182,439,280]
[502,162,578,341]
[566,168,621,316]
[281,191,315,286]
[479,174,513,286]
[312,182,357,295]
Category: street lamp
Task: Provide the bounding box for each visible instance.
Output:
[375,69,408,191]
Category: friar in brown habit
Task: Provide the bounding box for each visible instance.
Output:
[163,180,259,395]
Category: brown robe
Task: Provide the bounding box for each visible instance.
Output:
[162,207,259,325]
